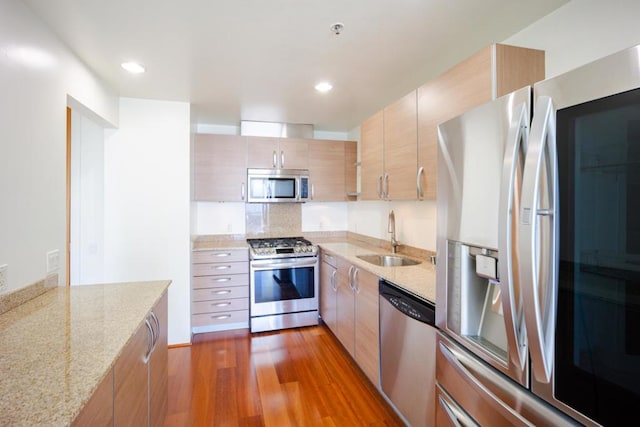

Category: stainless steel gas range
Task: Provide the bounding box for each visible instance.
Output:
[246,237,319,333]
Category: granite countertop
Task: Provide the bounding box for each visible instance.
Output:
[315,241,436,304]
[0,280,171,426]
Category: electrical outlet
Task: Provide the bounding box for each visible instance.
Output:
[0,264,7,291]
[46,250,60,273]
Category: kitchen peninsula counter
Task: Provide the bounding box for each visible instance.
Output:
[0,280,170,426]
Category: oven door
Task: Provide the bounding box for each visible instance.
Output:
[250,257,319,317]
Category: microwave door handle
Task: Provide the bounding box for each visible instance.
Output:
[519,96,558,384]
[497,102,529,372]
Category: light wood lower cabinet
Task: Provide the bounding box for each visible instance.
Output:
[323,253,380,387]
[320,251,338,332]
[191,248,249,333]
[74,291,168,427]
[114,291,168,427]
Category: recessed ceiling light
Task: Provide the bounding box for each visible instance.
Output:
[315,82,333,93]
[121,62,145,74]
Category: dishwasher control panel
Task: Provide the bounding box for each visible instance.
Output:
[379,279,435,325]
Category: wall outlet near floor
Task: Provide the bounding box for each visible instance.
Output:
[0,264,7,291]
[46,249,60,273]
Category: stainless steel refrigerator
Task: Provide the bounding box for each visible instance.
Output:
[436,43,640,426]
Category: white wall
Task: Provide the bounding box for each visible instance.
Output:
[505,0,640,78]
[104,98,191,345]
[0,0,118,293]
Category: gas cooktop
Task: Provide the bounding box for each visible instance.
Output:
[246,236,318,259]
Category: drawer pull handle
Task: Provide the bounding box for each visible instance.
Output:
[213,253,231,257]
[214,265,232,270]
[213,302,231,307]
[213,314,231,320]
[215,277,232,282]
[214,290,232,295]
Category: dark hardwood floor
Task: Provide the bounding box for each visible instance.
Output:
[165,324,404,426]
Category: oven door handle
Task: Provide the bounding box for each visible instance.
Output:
[250,258,318,270]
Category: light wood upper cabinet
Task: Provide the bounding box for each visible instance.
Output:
[417,43,545,199]
[308,139,357,201]
[383,90,418,200]
[344,141,357,197]
[360,110,384,200]
[247,136,309,169]
[193,134,247,202]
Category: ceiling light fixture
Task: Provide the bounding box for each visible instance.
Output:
[121,61,145,74]
[315,82,333,93]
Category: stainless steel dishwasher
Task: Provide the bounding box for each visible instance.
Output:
[379,279,436,427]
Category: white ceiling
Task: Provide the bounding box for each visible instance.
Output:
[24,0,568,132]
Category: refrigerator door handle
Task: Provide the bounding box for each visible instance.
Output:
[497,101,529,372]
[437,386,479,427]
[519,95,559,383]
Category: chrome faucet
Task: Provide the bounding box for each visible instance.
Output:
[388,210,399,253]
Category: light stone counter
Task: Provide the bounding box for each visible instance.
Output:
[0,280,170,426]
[317,241,436,304]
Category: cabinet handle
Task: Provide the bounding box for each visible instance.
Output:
[241,182,246,201]
[311,183,315,200]
[272,150,277,168]
[331,269,337,291]
[348,265,355,291]
[214,277,232,282]
[377,175,383,198]
[212,314,231,320]
[213,302,232,307]
[280,150,285,168]
[383,173,389,199]
[213,252,231,257]
[144,318,154,363]
[214,265,232,270]
[213,289,232,295]
[353,268,360,293]
[150,311,160,353]
[417,166,424,199]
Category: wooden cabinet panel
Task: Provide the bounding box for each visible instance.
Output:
[383,90,418,200]
[344,141,358,197]
[360,110,384,200]
[320,252,338,332]
[191,282,249,299]
[247,137,308,169]
[417,43,544,200]
[149,292,168,427]
[114,317,150,426]
[335,257,356,357]
[72,370,113,427]
[193,134,247,202]
[353,267,380,386]
[309,140,345,201]
[192,248,249,264]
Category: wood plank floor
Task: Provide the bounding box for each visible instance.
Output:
[165,324,404,426]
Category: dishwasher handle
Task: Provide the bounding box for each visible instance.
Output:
[379,279,435,326]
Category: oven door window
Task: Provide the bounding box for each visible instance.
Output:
[253,266,315,303]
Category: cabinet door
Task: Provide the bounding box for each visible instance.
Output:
[278,138,308,169]
[149,291,168,427]
[320,258,338,332]
[72,370,113,427]
[114,318,150,426]
[383,90,418,200]
[335,258,355,356]
[309,140,346,201]
[360,110,384,200]
[193,134,248,201]
[354,267,380,387]
[344,141,358,198]
[247,136,280,168]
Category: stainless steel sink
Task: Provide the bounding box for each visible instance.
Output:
[356,254,422,267]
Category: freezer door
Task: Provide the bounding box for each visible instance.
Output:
[436,332,579,427]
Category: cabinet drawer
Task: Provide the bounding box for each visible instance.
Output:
[192,286,249,302]
[192,298,249,314]
[192,310,249,327]
[192,262,248,276]
[192,274,248,289]
[192,249,247,264]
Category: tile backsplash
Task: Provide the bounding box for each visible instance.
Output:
[245,203,302,237]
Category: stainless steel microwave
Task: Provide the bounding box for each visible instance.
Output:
[247,168,309,203]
